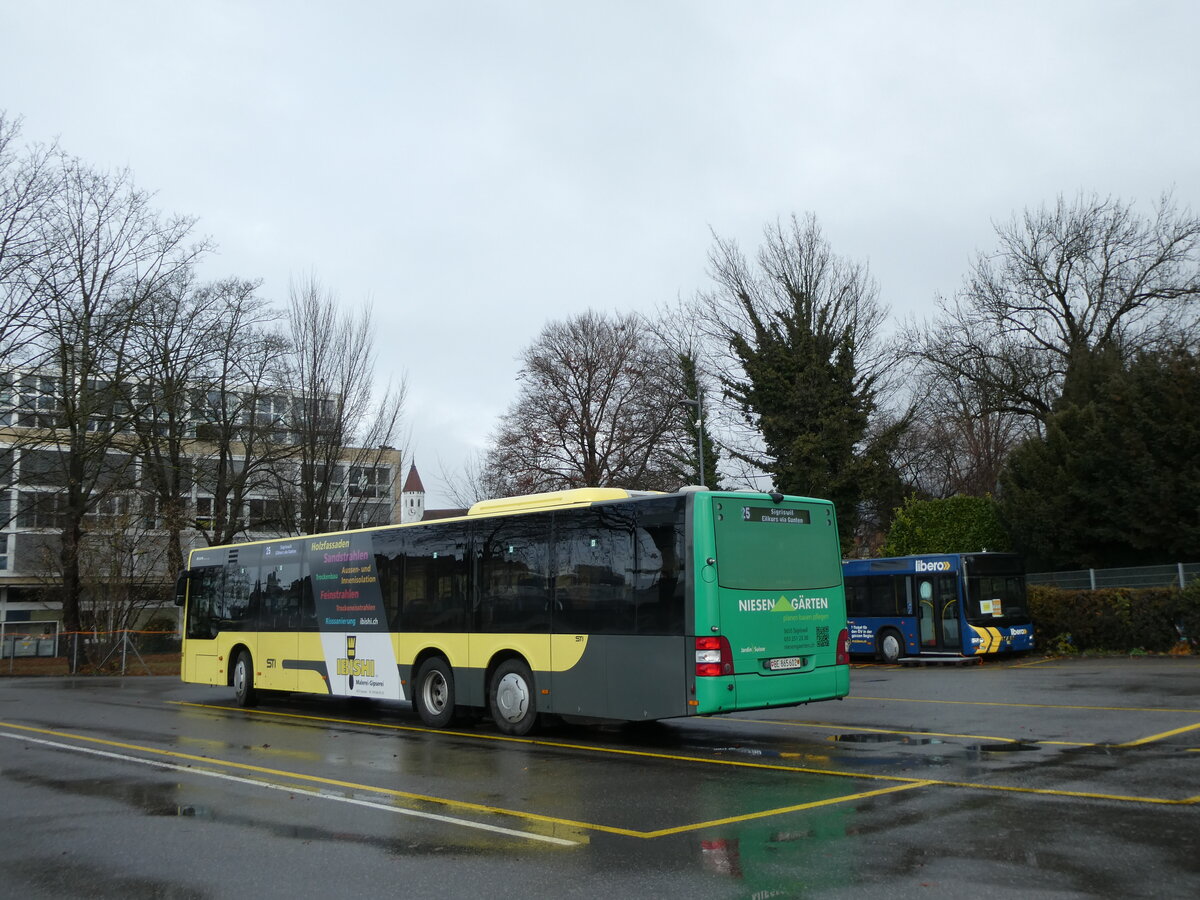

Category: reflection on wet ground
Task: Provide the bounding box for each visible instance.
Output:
[4,666,1198,897]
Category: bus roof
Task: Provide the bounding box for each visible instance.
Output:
[467,487,661,517]
[841,552,1021,575]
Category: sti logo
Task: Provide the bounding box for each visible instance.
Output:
[915,559,952,572]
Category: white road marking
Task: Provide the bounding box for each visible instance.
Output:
[0,730,578,846]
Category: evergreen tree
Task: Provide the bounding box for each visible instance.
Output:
[701,214,906,552]
[1000,348,1200,569]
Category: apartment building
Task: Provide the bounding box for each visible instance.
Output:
[0,371,407,629]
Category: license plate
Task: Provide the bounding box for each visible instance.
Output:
[767,656,803,671]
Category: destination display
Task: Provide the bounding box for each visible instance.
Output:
[742,507,811,524]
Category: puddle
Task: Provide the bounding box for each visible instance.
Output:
[978,741,1041,752]
[834,733,904,744]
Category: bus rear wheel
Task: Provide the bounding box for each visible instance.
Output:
[489,659,537,736]
[878,630,904,665]
[233,650,258,708]
[413,657,456,728]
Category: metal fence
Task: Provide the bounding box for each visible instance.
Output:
[1,627,181,675]
[1027,562,1200,590]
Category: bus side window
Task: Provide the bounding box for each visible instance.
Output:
[372,529,405,631]
[222,564,258,631]
[553,506,635,634]
[185,566,224,640]
[895,576,911,617]
[299,571,316,629]
[404,527,469,632]
[844,577,868,617]
[479,515,550,633]
[634,497,685,635]
[263,562,302,631]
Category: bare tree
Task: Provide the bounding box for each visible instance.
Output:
[188,289,294,546]
[484,310,684,492]
[0,112,57,370]
[134,273,283,564]
[437,449,505,509]
[651,298,722,487]
[279,274,407,533]
[76,508,171,654]
[892,361,1029,498]
[907,192,1200,425]
[10,153,208,636]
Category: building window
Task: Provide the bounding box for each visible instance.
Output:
[195,497,214,530]
[247,499,286,530]
[349,466,390,498]
[16,491,66,529]
[17,375,63,428]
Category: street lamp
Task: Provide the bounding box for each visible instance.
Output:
[678,397,705,487]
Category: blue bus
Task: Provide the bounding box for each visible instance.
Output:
[842,553,1034,663]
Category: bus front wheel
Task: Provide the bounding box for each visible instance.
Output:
[878,630,904,665]
[233,650,258,708]
[489,659,537,736]
[414,657,456,728]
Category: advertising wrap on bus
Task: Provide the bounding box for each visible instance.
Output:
[178,487,850,735]
[307,533,401,699]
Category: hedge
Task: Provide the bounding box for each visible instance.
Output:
[1028,582,1200,654]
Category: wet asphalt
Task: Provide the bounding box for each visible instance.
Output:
[0,656,1197,899]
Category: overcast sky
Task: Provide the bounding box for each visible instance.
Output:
[3,2,1197,506]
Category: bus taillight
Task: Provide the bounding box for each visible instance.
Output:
[836,628,850,666]
[695,636,734,677]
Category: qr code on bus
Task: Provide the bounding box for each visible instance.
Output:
[816,626,829,647]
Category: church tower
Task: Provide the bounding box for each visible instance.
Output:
[400,462,426,524]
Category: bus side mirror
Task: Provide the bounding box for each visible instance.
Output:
[174,571,190,607]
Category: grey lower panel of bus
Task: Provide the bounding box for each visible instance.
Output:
[284,659,330,691]
[547,634,689,721]
[401,635,690,722]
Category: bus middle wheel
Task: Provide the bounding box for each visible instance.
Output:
[489,658,538,736]
[413,657,456,728]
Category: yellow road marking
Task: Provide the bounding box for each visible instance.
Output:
[173,702,1194,806]
[174,701,928,782]
[1119,722,1200,747]
[1,729,581,846]
[850,696,1200,714]
[931,779,1196,805]
[728,717,1096,747]
[732,717,1032,746]
[640,783,932,837]
[0,719,933,837]
[0,719,639,837]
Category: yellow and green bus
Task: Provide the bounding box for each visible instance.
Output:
[176,487,849,735]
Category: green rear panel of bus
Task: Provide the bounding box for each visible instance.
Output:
[693,494,849,714]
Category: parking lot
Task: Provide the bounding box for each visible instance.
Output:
[1,655,1197,898]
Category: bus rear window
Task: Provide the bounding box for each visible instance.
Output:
[713,500,841,590]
